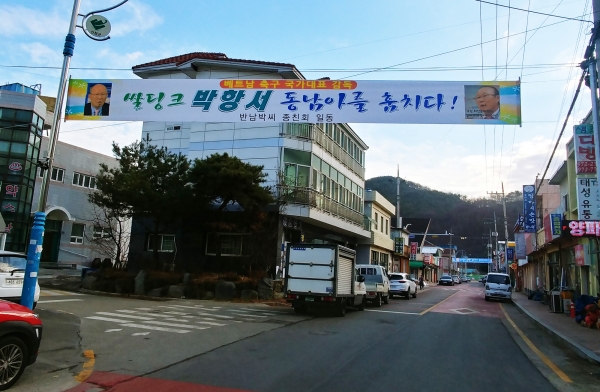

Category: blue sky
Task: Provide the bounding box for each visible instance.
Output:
[0,0,592,197]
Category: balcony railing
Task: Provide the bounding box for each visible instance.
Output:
[278,186,365,228]
[282,124,365,179]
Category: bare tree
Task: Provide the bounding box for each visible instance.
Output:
[84,204,131,268]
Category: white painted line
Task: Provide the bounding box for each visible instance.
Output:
[144,320,210,330]
[164,318,190,322]
[86,316,130,323]
[119,323,191,334]
[96,312,154,321]
[38,299,84,304]
[227,311,267,318]
[115,310,173,318]
[195,312,234,319]
[365,309,421,315]
[196,321,227,326]
[132,332,150,336]
[105,329,122,333]
[135,308,153,311]
[162,311,188,316]
[169,305,208,310]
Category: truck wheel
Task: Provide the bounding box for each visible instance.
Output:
[335,299,346,317]
[405,289,411,300]
[374,294,382,308]
[357,296,366,311]
[383,294,389,304]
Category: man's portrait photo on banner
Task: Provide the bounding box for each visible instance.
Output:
[84,83,111,116]
[464,84,501,120]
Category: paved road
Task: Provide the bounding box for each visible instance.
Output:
[12,284,600,391]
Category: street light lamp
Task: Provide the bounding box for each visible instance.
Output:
[20,0,129,310]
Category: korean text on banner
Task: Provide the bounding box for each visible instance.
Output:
[576,178,600,220]
[65,79,522,125]
[574,124,596,174]
[523,185,536,233]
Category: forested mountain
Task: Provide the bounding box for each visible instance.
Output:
[365,176,523,258]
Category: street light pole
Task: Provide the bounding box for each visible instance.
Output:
[20,0,129,310]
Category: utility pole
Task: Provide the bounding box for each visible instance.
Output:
[488,185,510,273]
[448,229,453,275]
[396,165,401,229]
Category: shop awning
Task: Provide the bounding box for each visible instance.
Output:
[410,261,424,269]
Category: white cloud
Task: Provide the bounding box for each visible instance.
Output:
[0,5,67,37]
[20,42,63,65]
[110,1,163,37]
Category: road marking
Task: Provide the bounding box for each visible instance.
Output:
[144,320,210,330]
[132,332,150,336]
[196,321,227,326]
[119,323,191,333]
[228,310,267,317]
[74,350,95,382]
[105,329,122,333]
[365,309,420,315]
[115,310,173,318]
[195,312,234,319]
[86,316,130,323]
[38,299,84,304]
[419,292,459,315]
[499,304,572,383]
[96,312,155,320]
[159,305,218,312]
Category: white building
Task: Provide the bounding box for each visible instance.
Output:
[130,52,370,271]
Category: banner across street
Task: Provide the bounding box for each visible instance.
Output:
[66,78,521,125]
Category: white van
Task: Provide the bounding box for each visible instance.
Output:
[484,272,512,302]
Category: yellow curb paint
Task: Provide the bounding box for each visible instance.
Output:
[419,291,459,315]
[74,350,95,382]
[500,304,572,383]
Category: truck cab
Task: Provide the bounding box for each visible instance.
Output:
[355,264,390,307]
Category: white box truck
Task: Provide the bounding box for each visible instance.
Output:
[284,244,366,317]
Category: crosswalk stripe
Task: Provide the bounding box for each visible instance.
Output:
[86,316,130,323]
[115,310,174,318]
[196,321,227,326]
[119,323,191,334]
[144,320,209,330]
[96,312,154,321]
[195,312,234,319]
[228,310,267,318]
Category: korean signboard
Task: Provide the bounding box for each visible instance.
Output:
[507,247,515,262]
[551,214,562,235]
[65,79,522,125]
[394,237,404,254]
[515,233,526,259]
[423,254,432,264]
[410,242,418,260]
[575,244,585,266]
[523,185,536,233]
[576,177,600,221]
[561,220,600,237]
[574,124,596,174]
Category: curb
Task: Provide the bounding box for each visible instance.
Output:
[512,298,600,364]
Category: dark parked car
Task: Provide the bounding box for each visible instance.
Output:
[439,275,454,286]
[0,300,42,390]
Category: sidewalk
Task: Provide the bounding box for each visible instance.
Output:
[512,292,600,364]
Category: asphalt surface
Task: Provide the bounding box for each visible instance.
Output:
[12,282,600,391]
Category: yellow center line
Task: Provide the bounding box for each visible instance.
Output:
[74,349,95,383]
[419,291,459,315]
[499,304,572,383]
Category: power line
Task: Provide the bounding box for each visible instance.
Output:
[475,0,591,23]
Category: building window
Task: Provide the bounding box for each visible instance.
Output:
[73,172,96,189]
[50,167,64,182]
[381,216,384,232]
[205,233,243,256]
[93,226,112,239]
[371,250,379,264]
[147,234,175,252]
[70,223,85,244]
[374,212,378,230]
[385,219,389,235]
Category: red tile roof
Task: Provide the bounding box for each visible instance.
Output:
[132,52,296,70]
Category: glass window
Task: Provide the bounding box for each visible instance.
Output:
[15,110,31,123]
[0,141,9,154]
[386,219,389,235]
[374,212,379,230]
[0,129,11,141]
[283,148,311,166]
[147,234,176,252]
[70,223,85,244]
[93,226,112,239]
[311,155,321,171]
[284,163,296,186]
[0,255,27,272]
[51,167,64,182]
[297,165,310,187]
[13,131,28,142]
[10,143,27,156]
[321,161,330,177]
[330,168,338,183]
[205,233,243,256]
[381,217,384,232]
[0,109,15,121]
[72,172,96,189]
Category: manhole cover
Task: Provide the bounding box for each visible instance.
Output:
[450,308,478,315]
